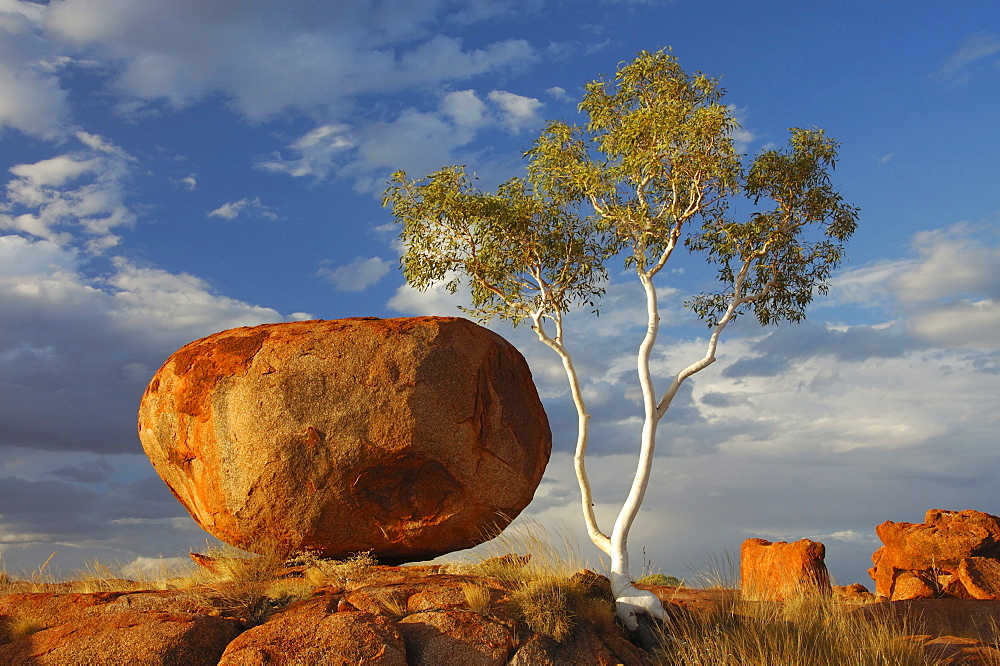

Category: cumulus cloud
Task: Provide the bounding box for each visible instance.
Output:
[42,0,536,121]
[0,132,136,253]
[0,233,76,275]
[893,223,1000,303]
[545,86,571,102]
[261,88,542,190]
[318,256,392,292]
[256,124,355,180]
[826,222,1000,350]
[488,90,544,132]
[0,2,70,138]
[0,235,304,454]
[208,196,278,221]
[173,174,197,190]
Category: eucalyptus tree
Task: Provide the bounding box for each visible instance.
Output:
[383,48,858,629]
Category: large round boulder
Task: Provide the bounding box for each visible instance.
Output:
[138,317,551,563]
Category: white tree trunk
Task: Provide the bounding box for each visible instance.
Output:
[608,270,666,629]
[531,314,611,555]
[605,257,764,629]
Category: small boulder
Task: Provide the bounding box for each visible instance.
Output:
[959,557,1000,600]
[398,610,516,665]
[832,583,875,605]
[890,571,936,601]
[138,317,552,563]
[740,538,831,602]
[219,609,407,665]
[509,620,653,666]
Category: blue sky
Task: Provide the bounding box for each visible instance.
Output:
[1,0,998,587]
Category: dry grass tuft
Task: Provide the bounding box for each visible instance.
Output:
[454,519,614,642]
[656,594,926,666]
[462,582,493,616]
[510,577,585,641]
[689,549,740,590]
[372,590,409,619]
[68,560,152,594]
[0,610,47,645]
[184,544,309,627]
[297,550,378,588]
[0,552,62,594]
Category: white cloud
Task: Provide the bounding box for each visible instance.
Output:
[441,89,488,130]
[387,278,470,318]
[261,88,544,191]
[173,174,196,190]
[0,132,136,252]
[207,196,278,221]
[121,555,193,580]
[447,0,543,25]
[823,222,1000,350]
[0,234,76,276]
[822,260,909,310]
[0,236,307,455]
[256,124,355,180]
[935,32,1000,81]
[488,90,544,133]
[0,4,70,138]
[909,299,1000,350]
[8,154,99,188]
[726,105,755,154]
[43,0,536,122]
[893,223,1000,303]
[545,86,571,102]
[318,256,392,292]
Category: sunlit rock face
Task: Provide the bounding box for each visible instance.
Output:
[740,537,832,602]
[869,509,1000,601]
[138,316,551,563]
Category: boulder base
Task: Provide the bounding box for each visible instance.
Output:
[138,317,551,562]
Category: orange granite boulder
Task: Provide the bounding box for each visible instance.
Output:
[740,538,832,602]
[138,316,551,563]
[869,509,1000,600]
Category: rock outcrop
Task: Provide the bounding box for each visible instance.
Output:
[0,609,241,665]
[0,567,654,665]
[138,317,551,563]
[740,538,832,602]
[869,509,1000,601]
[7,561,1000,663]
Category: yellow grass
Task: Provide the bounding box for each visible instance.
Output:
[656,593,927,666]
[452,519,613,642]
[461,582,493,615]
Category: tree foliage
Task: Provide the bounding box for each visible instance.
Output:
[687,127,859,326]
[383,167,615,327]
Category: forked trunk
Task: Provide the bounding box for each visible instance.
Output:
[608,270,667,629]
